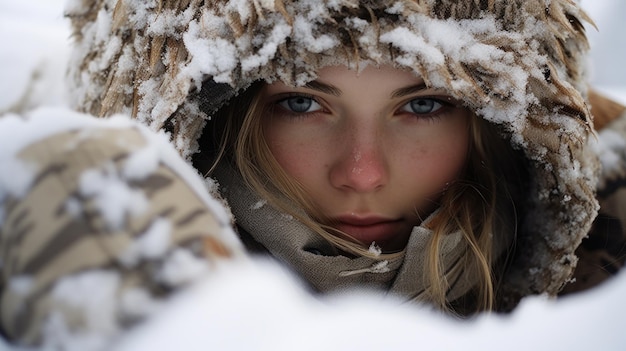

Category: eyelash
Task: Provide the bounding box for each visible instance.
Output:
[396,96,455,120]
[271,94,456,119]
[273,93,325,117]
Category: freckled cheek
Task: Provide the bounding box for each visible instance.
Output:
[405,134,469,187]
[266,135,327,182]
[435,137,469,180]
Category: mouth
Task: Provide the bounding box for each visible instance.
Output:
[331,215,405,246]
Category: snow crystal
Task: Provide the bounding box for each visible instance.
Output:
[385,2,405,14]
[240,24,292,72]
[79,165,150,231]
[292,16,339,53]
[157,248,211,287]
[147,9,193,37]
[203,176,220,197]
[250,199,267,210]
[344,17,368,32]
[380,26,445,66]
[116,46,137,76]
[257,0,276,11]
[225,0,253,24]
[97,36,123,71]
[136,79,166,120]
[183,21,238,83]
[368,242,382,256]
[93,8,113,46]
[291,0,329,21]
[118,218,172,267]
[339,260,390,276]
[121,142,161,181]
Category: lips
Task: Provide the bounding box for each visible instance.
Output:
[332,215,405,245]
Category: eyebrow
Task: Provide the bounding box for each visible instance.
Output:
[304,81,342,96]
[390,83,428,98]
[302,81,429,98]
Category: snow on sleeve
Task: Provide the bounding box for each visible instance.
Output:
[117,218,172,267]
[79,165,150,231]
[42,270,122,351]
[0,108,137,226]
[156,248,213,287]
[0,110,90,223]
[2,106,241,265]
[0,106,249,350]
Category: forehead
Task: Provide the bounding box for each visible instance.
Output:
[264,64,427,97]
[315,65,424,87]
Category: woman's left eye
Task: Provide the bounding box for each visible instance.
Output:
[400,98,444,115]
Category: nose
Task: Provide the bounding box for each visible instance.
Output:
[329,130,388,193]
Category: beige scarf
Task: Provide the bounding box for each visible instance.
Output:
[214,164,476,303]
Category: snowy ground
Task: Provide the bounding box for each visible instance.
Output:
[1,1,626,350]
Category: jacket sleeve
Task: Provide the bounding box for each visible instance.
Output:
[0,109,244,349]
[561,89,626,295]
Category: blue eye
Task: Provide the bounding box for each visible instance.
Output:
[278,96,322,113]
[401,98,444,115]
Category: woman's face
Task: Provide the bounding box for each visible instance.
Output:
[261,65,471,251]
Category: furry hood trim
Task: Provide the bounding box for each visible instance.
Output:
[66,0,599,310]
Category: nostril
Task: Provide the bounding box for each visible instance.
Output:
[331,150,387,192]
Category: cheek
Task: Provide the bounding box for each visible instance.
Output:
[264,125,326,183]
[433,134,469,174]
[403,123,470,192]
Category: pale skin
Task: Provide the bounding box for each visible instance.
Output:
[261,65,471,251]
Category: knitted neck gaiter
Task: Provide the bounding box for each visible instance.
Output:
[214,164,478,303]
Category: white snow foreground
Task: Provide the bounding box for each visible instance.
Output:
[114,259,626,351]
[3,257,626,351]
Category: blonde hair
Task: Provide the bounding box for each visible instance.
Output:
[425,116,524,314]
[204,83,525,314]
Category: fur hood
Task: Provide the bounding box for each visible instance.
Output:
[66,0,600,310]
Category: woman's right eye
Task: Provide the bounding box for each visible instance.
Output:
[277,96,323,113]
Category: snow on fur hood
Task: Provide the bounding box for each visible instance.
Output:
[65,0,599,310]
